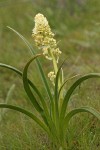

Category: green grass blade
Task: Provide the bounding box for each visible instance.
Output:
[0,104,49,134]
[63,106,100,135]
[60,73,100,120]
[5,84,15,104]
[0,84,15,122]
[7,26,53,102]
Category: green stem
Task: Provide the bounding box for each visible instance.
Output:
[51,52,62,91]
[51,52,58,74]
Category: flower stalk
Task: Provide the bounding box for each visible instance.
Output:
[32,13,62,88]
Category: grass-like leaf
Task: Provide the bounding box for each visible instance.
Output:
[0,104,49,134]
[23,55,44,113]
[60,73,100,120]
[23,54,55,128]
[62,106,100,137]
[0,63,44,103]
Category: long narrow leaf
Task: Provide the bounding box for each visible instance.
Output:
[23,55,43,112]
[23,54,52,127]
[23,54,50,115]
[0,104,49,134]
[0,63,22,76]
[60,73,100,120]
[0,63,44,103]
[63,106,100,135]
[7,26,33,55]
[7,26,53,102]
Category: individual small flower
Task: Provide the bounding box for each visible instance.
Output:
[48,71,56,85]
[52,48,62,63]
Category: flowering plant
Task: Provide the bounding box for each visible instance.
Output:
[0,13,100,150]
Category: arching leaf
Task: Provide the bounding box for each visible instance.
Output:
[60,73,100,120]
[0,104,50,134]
[63,106,100,135]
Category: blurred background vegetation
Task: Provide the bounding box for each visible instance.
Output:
[0,0,100,149]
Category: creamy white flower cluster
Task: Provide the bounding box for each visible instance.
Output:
[32,13,61,61]
[48,71,56,85]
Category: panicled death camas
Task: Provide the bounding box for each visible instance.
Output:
[0,13,100,150]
